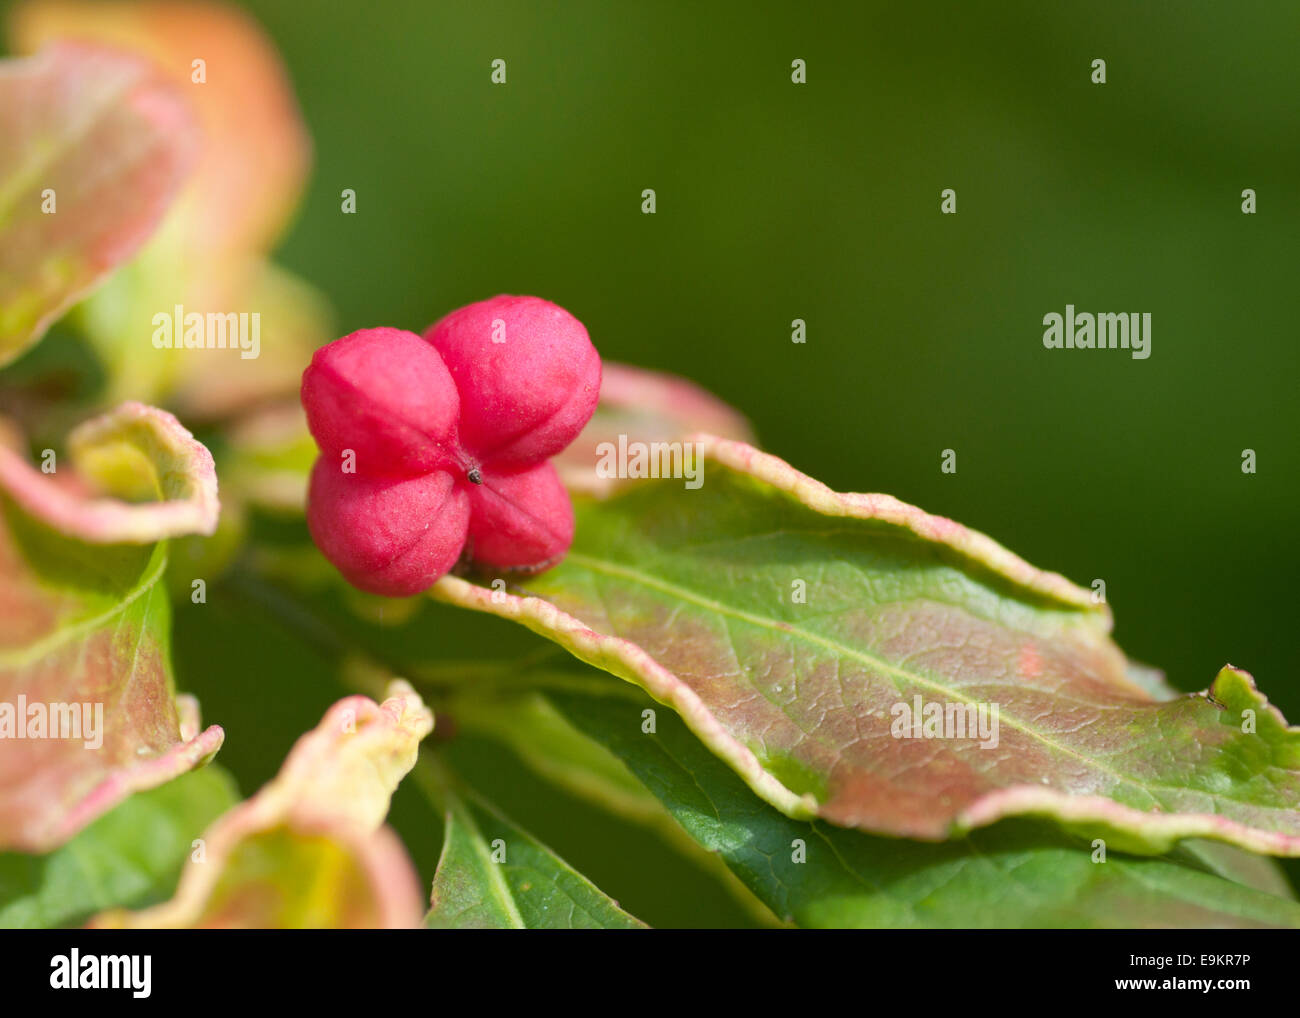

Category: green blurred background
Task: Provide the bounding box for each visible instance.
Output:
[250,0,1300,721]
[17,0,1300,923]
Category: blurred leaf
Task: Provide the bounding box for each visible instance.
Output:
[552,361,754,496]
[93,681,430,928]
[10,0,325,410]
[168,263,332,420]
[425,772,646,929]
[0,765,239,928]
[443,685,668,828]
[11,0,309,260]
[549,682,1300,928]
[0,403,223,852]
[435,436,1300,857]
[0,401,219,542]
[219,399,317,514]
[1179,838,1299,901]
[0,41,196,365]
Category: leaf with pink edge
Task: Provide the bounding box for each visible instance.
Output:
[0,401,219,544]
[92,681,432,928]
[434,436,1300,858]
[0,402,222,852]
[548,676,1300,928]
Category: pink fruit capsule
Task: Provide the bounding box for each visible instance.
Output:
[301,299,600,597]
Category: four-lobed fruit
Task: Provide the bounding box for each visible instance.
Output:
[301,296,600,596]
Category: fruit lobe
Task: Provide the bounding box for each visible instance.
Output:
[306,459,470,595]
[301,327,461,478]
[425,295,601,469]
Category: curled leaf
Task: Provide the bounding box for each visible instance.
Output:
[92,681,433,928]
[435,436,1300,857]
[0,401,218,543]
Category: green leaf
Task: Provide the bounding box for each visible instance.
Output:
[434,437,1300,857]
[436,682,669,828]
[425,676,778,924]
[547,682,1300,928]
[0,403,223,852]
[0,42,196,365]
[0,765,239,928]
[425,777,646,929]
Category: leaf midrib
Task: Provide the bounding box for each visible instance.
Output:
[559,552,1236,810]
[451,800,526,929]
